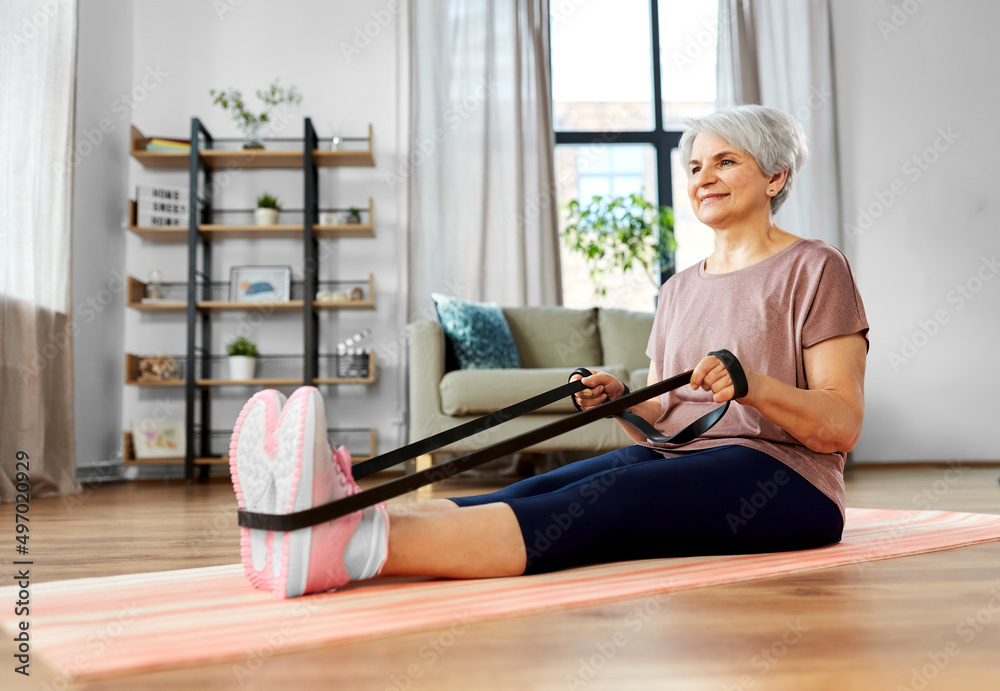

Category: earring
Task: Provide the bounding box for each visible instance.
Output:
[769,190,775,195]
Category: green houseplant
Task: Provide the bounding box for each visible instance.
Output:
[209,79,303,149]
[255,192,281,226]
[345,207,363,225]
[226,336,259,381]
[562,192,676,297]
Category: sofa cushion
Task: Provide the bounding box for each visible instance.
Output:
[440,365,629,416]
[432,293,521,370]
[598,308,655,373]
[502,306,601,369]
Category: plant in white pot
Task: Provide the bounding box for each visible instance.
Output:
[255,193,281,226]
[227,337,259,381]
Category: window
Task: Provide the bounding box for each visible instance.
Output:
[551,0,718,310]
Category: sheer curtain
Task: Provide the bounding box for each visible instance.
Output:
[407,0,561,318]
[717,0,842,246]
[0,1,81,501]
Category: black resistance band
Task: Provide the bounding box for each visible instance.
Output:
[237,349,748,532]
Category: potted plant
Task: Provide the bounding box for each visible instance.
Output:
[345,207,363,225]
[563,191,676,297]
[209,79,303,149]
[227,336,259,381]
[255,193,281,226]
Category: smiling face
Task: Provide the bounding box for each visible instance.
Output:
[687,132,784,230]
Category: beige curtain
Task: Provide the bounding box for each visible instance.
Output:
[407,0,561,316]
[717,0,843,247]
[0,1,81,501]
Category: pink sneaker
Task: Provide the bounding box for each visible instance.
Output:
[229,389,286,591]
[230,386,365,598]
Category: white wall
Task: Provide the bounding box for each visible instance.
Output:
[72,0,133,468]
[75,0,409,474]
[832,0,1000,461]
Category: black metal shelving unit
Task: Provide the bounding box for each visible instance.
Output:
[128,118,376,481]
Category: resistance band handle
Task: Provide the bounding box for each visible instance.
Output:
[708,349,749,399]
[566,349,747,445]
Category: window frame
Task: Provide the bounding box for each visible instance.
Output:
[551,0,683,284]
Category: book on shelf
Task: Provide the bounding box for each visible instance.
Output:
[137,184,189,203]
[146,137,190,150]
[145,143,190,153]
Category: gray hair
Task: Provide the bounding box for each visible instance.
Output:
[679,105,808,215]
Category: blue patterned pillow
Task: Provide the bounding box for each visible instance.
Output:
[431,293,521,370]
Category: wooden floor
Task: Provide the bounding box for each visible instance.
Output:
[2,465,999,690]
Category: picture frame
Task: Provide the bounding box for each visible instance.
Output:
[229,265,292,303]
[131,420,185,459]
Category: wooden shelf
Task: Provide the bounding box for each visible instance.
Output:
[123,430,376,464]
[195,377,304,387]
[130,126,190,170]
[131,124,374,171]
[127,200,188,242]
[198,225,302,240]
[314,353,377,384]
[315,274,376,310]
[125,354,184,386]
[127,276,186,313]
[123,433,226,466]
[196,300,304,313]
[316,198,375,238]
[313,125,375,167]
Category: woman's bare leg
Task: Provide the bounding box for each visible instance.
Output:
[380,502,526,578]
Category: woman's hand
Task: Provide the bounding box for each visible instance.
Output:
[570,370,627,411]
[690,354,757,403]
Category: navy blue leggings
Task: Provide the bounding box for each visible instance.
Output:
[450,445,843,575]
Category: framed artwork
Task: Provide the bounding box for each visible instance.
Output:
[229,265,292,303]
[131,420,185,459]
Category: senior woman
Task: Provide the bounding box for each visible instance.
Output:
[230,105,869,599]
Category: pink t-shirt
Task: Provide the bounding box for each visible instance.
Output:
[642,238,869,518]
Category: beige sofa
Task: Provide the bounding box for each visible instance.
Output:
[406,306,655,457]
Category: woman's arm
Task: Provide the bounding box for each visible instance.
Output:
[572,361,663,445]
[690,333,867,454]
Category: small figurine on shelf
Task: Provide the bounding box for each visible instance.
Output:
[335,329,371,378]
[138,355,177,381]
[349,286,365,301]
[146,270,164,301]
